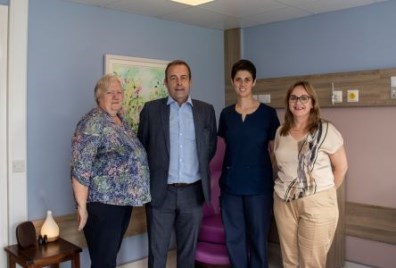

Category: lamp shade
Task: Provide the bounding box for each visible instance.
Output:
[40,210,59,242]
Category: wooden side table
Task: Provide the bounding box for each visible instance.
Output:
[4,237,82,268]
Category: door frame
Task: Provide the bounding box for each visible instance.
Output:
[0,4,9,265]
[0,1,29,266]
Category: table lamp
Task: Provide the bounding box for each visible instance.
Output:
[40,210,59,242]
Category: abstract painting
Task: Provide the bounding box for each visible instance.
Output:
[105,54,168,131]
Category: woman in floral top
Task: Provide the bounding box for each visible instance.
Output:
[71,74,150,268]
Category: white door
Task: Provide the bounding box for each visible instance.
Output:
[0,4,9,266]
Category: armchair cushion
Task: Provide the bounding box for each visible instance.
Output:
[198,214,225,244]
[195,242,229,265]
[195,137,230,266]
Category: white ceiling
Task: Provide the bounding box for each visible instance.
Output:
[65,0,387,30]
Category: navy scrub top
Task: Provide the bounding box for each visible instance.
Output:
[218,103,280,196]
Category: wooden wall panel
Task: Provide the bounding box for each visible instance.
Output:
[226,68,396,108]
[224,28,240,106]
[327,183,346,268]
[346,202,396,245]
[30,200,396,253]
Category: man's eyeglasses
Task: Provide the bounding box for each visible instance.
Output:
[289,95,311,104]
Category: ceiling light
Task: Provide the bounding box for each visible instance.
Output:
[170,0,214,6]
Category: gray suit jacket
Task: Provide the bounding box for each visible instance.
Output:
[138,97,217,207]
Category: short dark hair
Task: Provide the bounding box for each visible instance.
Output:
[231,59,256,80]
[165,60,192,81]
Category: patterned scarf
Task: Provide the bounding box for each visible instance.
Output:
[284,121,328,201]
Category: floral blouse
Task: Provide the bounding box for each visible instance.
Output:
[71,108,151,206]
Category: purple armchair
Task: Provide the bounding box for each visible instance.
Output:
[195,137,230,266]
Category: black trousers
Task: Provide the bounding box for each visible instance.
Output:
[84,202,133,268]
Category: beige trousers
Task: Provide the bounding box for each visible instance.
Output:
[274,187,339,268]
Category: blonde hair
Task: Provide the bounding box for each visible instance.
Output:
[94,74,123,105]
[280,80,322,136]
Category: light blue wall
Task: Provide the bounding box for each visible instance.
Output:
[243,1,396,78]
[27,0,223,264]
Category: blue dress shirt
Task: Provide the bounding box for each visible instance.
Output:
[167,96,200,184]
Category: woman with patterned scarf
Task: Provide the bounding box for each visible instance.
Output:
[273,81,348,268]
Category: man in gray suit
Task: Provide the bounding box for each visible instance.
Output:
[138,59,217,268]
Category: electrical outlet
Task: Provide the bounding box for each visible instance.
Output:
[258,94,271,103]
[391,87,396,99]
[391,77,396,99]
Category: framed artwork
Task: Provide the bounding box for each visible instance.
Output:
[105,54,168,131]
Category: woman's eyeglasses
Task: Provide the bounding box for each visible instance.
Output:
[289,95,311,104]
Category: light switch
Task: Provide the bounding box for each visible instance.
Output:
[391,76,396,87]
[332,90,343,104]
[13,160,26,173]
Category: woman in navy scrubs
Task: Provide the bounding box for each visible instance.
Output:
[218,59,280,268]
